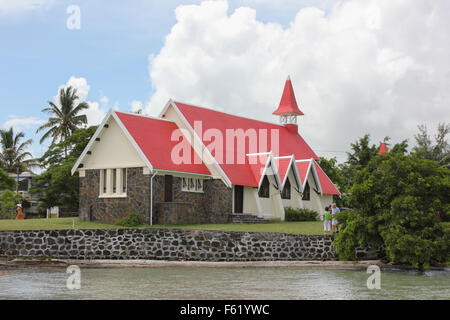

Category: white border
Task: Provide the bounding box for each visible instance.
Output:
[162,100,233,188]
[71,110,155,175]
[313,160,341,196]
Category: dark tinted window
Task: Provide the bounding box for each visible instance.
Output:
[258,176,270,198]
[281,178,291,199]
[302,181,310,201]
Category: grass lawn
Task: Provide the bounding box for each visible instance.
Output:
[0,218,326,235]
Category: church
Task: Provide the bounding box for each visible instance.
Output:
[72,77,340,225]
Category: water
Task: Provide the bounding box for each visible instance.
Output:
[0,267,448,300]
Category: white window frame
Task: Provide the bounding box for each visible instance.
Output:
[99,168,127,198]
[181,177,204,193]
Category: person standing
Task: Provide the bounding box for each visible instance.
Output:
[15,204,25,220]
[331,203,340,233]
[323,206,331,233]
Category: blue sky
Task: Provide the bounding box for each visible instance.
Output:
[0,0,334,158]
[1,0,449,162]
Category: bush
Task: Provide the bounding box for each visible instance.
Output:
[285,207,319,221]
[442,222,450,236]
[0,190,24,219]
[115,213,142,227]
[333,153,449,270]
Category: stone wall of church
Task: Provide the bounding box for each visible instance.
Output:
[79,168,232,225]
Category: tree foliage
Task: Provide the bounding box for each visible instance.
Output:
[0,190,26,219]
[36,86,89,156]
[318,157,347,206]
[333,153,449,269]
[346,134,379,168]
[30,126,97,212]
[413,122,449,168]
[0,127,36,174]
[0,168,16,191]
[320,134,409,207]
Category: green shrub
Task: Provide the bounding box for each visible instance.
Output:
[115,213,141,227]
[0,190,25,219]
[333,153,450,270]
[285,207,319,221]
[442,222,450,238]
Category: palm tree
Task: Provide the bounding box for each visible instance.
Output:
[0,127,36,193]
[37,86,89,156]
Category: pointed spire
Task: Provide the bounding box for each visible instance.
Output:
[273,76,304,115]
[378,142,388,154]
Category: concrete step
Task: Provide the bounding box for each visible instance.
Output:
[231,213,270,224]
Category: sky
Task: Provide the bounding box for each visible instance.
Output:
[0,0,449,163]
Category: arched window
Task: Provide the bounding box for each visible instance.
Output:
[258,175,270,198]
[281,178,291,199]
[302,181,310,201]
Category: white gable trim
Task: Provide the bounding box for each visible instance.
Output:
[246,152,280,190]
[111,112,154,171]
[313,160,340,196]
[162,100,233,188]
[257,152,282,190]
[71,110,153,176]
[295,159,323,194]
[71,109,113,176]
[310,162,323,195]
[277,155,303,192]
[117,110,175,123]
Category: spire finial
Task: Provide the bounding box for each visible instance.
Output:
[378,142,388,154]
[273,76,304,116]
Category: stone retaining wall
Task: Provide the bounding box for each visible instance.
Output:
[0,229,338,261]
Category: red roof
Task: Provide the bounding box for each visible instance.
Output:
[174,102,318,186]
[378,142,388,154]
[115,112,211,175]
[295,160,312,187]
[295,160,340,196]
[274,157,292,185]
[273,77,304,116]
[247,153,270,187]
[314,161,341,196]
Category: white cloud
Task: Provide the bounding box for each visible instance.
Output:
[59,76,91,102]
[129,100,144,113]
[0,0,55,15]
[147,0,450,157]
[57,76,108,126]
[100,95,109,107]
[1,116,45,130]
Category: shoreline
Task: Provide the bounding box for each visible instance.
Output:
[1,259,448,271]
[0,258,380,269]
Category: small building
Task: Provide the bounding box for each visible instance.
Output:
[7,171,40,215]
[72,77,340,224]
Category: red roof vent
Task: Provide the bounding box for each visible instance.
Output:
[273,76,304,116]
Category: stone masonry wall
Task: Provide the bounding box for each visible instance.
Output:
[79,168,151,225]
[154,178,232,224]
[80,168,232,225]
[0,229,338,261]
